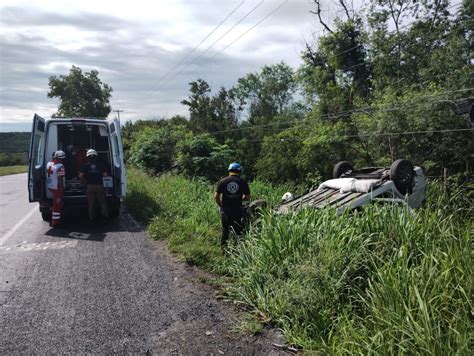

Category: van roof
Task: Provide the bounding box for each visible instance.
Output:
[39,117,109,125]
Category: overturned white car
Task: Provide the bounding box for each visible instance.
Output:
[277,159,426,214]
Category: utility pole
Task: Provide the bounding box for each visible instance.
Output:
[113,109,124,121]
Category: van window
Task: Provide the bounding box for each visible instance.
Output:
[37,120,45,132]
[112,135,121,168]
[56,124,112,179]
[33,134,44,167]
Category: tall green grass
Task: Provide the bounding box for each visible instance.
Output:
[0,165,27,176]
[225,186,472,353]
[126,168,472,353]
[125,168,293,272]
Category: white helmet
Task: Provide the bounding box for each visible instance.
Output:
[86,149,98,157]
[53,150,66,159]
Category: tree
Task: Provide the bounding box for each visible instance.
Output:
[129,125,191,174]
[255,129,305,184]
[299,17,370,117]
[47,65,113,118]
[176,135,237,181]
[232,62,297,122]
[181,79,238,142]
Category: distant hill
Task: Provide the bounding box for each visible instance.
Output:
[0,132,30,154]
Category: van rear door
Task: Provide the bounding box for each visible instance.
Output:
[108,118,126,197]
[28,114,46,202]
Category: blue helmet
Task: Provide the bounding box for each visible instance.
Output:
[228,162,241,173]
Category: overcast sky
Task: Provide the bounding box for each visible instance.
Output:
[1,0,346,130]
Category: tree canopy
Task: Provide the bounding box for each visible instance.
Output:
[123,0,473,183]
[47,65,113,118]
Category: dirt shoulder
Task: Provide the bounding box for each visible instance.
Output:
[145,238,288,355]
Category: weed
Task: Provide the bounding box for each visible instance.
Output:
[233,312,264,336]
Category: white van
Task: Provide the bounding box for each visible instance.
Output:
[28,114,126,221]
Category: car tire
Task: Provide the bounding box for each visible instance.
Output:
[332,161,354,178]
[390,159,415,195]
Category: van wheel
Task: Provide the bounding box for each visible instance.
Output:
[390,159,415,195]
[110,201,121,218]
[333,161,354,178]
[41,211,52,221]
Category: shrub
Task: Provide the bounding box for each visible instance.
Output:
[128,125,191,173]
[176,134,237,181]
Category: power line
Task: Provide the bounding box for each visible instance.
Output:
[210,0,288,59]
[349,128,474,138]
[307,2,463,67]
[190,89,474,136]
[159,0,266,86]
[153,1,464,94]
[145,0,247,95]
[140,1,466,116]
[244,127,474,143]
[113,109,124,121]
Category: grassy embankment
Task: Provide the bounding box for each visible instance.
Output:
[125,168,472,354]
[125,168,292,271]
[0,165,28,176]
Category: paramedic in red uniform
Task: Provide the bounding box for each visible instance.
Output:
[79,149,109,222]
[46,150,66,227]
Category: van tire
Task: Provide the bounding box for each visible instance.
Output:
[41,211,52,221]
[110,200,121,218]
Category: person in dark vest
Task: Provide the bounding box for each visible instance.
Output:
[215,162,250,252]
[79,149,109,222]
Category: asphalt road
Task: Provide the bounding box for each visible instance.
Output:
[0,174,281,354]
[0,173,35,238]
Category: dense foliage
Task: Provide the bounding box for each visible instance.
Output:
[122,2,472,352]
[123,0,473,184]
[0,132,30,166]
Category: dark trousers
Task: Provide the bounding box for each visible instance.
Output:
[86,184,108,220]
[221,210,243,249]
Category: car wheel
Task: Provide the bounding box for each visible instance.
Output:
[390,159,415,195]
[332,161,354,178]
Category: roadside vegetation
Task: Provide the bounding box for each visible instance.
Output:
[0,165,28,176]
[122,0,473,185]
[125,168,293,271]
[126,169,472,353]
[122,0,472,353]
[0,132,30,167]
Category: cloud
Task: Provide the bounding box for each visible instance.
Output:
[0,1,320,124]
[0,6,133,31]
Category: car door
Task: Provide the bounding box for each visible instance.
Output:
[28,114,46,202]
[108,118,126,197]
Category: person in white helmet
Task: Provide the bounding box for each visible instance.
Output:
[46,150,66,227]
[79,149,109,222]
